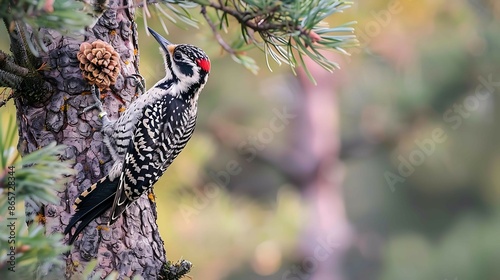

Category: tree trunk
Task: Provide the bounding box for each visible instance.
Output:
[12,1,166,278]
[296,55,352,280]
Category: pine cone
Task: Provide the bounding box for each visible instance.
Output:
[77,40,121,89]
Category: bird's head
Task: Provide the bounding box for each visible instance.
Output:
[148,27,210,100]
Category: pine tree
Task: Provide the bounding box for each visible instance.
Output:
[0,0,356,278]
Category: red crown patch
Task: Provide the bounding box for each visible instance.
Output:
[196,58,211,72]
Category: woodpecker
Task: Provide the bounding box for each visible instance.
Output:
[65,28,210,244]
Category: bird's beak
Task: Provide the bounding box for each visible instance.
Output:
[148,27,174,54]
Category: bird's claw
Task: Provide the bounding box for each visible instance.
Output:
[79,85,102,114]
[127,74,146,96]
[79,85,109,122]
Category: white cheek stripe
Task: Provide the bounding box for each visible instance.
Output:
[170,61,201,97]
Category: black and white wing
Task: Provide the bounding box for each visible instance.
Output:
[108,95,197,224]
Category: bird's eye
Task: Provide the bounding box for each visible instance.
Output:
[174,52,182,60]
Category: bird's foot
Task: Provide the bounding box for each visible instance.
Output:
[126,74,146,96]
[79,85,110,125]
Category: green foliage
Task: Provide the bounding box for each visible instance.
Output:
[151,0,358,77]
[1,0,93,33]
[1,0,93,57]
[145,0,199,31]
[0,0,92,63]
[0,115,74,278]
[1,0,357,80]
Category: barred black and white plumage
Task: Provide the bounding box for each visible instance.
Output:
[64,28,210,244]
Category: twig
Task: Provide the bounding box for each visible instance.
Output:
[204,1,301,34]
[200,6,235,55]
[0,50,29,77]
[0,69,23,89]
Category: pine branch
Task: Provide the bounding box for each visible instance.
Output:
[0,116,73,277]
[1,0,357,77]
[1,0,93,34]
[0,50,28,97]
[195,0,358,74]
[147,0,358,75]
[0,51,29,78]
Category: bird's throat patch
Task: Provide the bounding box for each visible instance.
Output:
[196,58,211,72]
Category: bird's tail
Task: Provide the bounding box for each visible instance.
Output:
[64,176,117,244]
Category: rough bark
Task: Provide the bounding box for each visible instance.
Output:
[12,0,167,278]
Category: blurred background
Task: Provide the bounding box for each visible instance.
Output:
[2,0,500,279]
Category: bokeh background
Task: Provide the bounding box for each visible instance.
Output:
[2,0,500,279]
